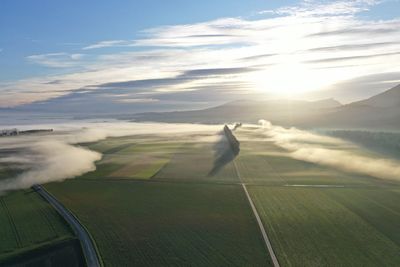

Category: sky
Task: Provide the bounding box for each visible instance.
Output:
[1,0,400,113]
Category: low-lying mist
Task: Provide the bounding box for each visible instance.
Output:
[1,141,101,192]
[0,121,221,194]
[258,120,400,181]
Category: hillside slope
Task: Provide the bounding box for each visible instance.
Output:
[134,84,400,130]
[134,98,342,126]
[320,84,400,129]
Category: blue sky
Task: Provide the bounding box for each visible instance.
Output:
[0,0,297,80]
[1,0,400,111]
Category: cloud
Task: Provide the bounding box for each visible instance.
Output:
[2,0,400,109]
[302,71,400,103]
[116,98,159,103]
[0,141,101,192]
[26,53,86,68]
[272,0,380,16]
[258,120,400,181]
[82,40,132,50]
[238,53,277,61]
[305,51,400,64]
[308,27,399,37]
[306,41,399,52]
[99,67,256,89]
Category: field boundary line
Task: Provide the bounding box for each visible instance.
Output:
[32,184,102,267]
[233,161,280,267]
[1,197,22,248]
[32,193,59,239]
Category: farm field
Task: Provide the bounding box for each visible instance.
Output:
[233,126,400,266]
[234,127,393,187]
[45,132,268,266]
[5,125,399,266]
[80,132,239,182]
[45,179,272,266]
[153,142,239,182]
[81,136,188,179]
[247,186,400,266]
[0,188,84,266]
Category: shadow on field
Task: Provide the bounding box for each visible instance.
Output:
[208,132,239,176]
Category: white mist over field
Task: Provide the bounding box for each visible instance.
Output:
[0,141,101,192]
[2,119,399,194]
[258,120,400,181]
[0,121,221,193]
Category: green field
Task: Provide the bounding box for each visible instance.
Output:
[4,126,400,266]
[81,137,182,179]
[45,128,400,266]
[46,180,271,266]
[154,142,239,182]
[43,132,273,266]
[235,127,400,266]
[235,127,389,186]
[248,186,400,266]
[0,189,84,266]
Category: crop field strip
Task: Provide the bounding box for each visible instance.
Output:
[241,184,280,267]
[45,131,400,266]
[234,128,400,266]
[0,197,21,252]
[52,132,281,266]
[153,142,239,182]
[0,189,81,265]
[34,184,101,267]
[227,130,281,266]
[247,186,400,267]
[324,188,400,246]
[43,134,276,266]
[83,141,239,182]
[82,139,183,180]
[46,179,273,266]
[235,127,392,187]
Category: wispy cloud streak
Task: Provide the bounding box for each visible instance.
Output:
[2,0,400,108]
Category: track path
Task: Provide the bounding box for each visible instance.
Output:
[233,160,280,267]
[33,184,101,267]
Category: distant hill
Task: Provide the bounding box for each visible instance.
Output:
[319,84,400,130]
[133,98,342,126]
[355,84,400,108]
[134,84,400,130]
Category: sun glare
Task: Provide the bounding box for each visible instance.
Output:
[248,63,337,97]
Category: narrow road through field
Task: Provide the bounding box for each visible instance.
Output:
[233,161,280,267]
[33,184,101,267]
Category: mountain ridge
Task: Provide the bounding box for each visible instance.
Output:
[133,84,400,130]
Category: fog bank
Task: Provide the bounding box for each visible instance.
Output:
[0,141,101,192]
[258,120,400,181]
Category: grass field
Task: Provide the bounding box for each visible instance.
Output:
[248,186,400,266]
[7,125,397,266]
[44,132,273,266]
[0,188,84,266]
[81,136,182,179]
[234,126,400,266]
[46,179,272,266]
[154,142,239,182]
[235,127,392,187]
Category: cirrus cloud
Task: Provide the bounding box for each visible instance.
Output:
[1,0,400,110]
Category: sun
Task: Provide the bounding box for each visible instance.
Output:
[247,63,338,97]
